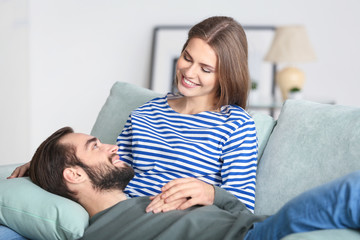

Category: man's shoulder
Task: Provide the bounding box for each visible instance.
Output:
[90,196,150,224]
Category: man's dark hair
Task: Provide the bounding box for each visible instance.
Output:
[29,126,81,202]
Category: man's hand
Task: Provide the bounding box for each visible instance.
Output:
[7,162,30,179]
[160,178,215,210]
[146,193,187,213]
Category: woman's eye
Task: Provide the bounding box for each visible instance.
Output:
[202,67,211,73]
[183,54,191,62]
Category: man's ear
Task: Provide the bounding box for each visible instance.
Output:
[63,167,86,184]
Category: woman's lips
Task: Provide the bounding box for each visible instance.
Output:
[181,76,199,88]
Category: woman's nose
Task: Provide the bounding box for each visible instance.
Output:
[184,64,197,78]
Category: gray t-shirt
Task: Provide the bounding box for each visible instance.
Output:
[81,187,267,240]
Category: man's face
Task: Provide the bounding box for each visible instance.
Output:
[60,133,134,191]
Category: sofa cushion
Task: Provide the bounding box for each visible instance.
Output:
[255,100,360,215]
[0,177,89,240]
[91,82,162,144]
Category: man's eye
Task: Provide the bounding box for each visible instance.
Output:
[93,144,98,149]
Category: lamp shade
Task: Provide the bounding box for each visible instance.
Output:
[264,25,316,63]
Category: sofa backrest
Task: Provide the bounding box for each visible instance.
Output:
[91,81,276,159]
[254,100,360,215]
[91,82,162,144]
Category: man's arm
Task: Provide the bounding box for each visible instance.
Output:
[213,186,253,215]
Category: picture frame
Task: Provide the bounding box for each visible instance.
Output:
[149,25,277,103]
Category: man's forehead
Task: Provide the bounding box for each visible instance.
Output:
[60,132,93,146]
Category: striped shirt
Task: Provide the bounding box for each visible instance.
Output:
[117,94,258,211]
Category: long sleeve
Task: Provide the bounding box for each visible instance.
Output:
[115,95,258,212]
[220,119,258,212]
[117,115,134,166]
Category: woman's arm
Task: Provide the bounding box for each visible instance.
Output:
[149,118,258,212]
[219,119,258,212]
[117,116,134,166]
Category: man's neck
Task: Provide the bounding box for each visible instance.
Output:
[80,189,127,217]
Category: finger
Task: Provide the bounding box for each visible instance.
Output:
[177,198,198,210]
[164,186,197,203]
[149,200,166,213]
[161,198,188,212]
[165,181,215,206]
[146,194,163,212]
[7,168,21,179]
[7,162,30,179]
[162,179,199,200]
[162,177,194,191]
[161,179,198,198]
[154,198,187,213]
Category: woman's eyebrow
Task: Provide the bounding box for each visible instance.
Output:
[184,50,215,71]
[184,50,193,60]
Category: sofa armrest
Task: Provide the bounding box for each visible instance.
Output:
[281,229,360,240]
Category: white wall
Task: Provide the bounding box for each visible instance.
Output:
[1,0,360,165]
[0,0,30,166]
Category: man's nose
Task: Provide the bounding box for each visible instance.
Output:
[104,144,118,153]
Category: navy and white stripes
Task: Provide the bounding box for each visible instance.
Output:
[117,95,258,211]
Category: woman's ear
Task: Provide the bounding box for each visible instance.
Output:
[63,167,86,183]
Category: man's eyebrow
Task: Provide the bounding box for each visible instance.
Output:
[85,137,98,150]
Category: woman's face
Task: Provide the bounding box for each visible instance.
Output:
[176,38,219,101]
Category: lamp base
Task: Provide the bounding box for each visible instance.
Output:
[276,67,305,100]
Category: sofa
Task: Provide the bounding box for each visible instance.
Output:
[1,81,360,239]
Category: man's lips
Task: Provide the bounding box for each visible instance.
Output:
[111,155,123,165]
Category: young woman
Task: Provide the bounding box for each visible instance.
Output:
[9,16,258,213]
[117,16,258,213]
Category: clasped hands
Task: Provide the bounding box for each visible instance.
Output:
[146,177,215,213]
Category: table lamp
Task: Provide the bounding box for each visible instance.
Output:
[264,26,316,100]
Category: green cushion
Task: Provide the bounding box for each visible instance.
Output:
[91,81,162,144]
[281,229,360,240]
[255,100,360,215]
[0,177,89,240]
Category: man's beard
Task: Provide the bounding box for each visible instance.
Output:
[81,157,134,191]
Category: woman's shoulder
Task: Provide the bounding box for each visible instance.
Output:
[132,94,170,114]
[220,105,255,124]
[222,105,251,117]
[139,94,167,107]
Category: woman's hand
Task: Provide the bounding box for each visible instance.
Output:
[160,178,215,210]
[7,162,30,179]
[146,193,187,213]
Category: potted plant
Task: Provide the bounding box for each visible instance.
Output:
[249,81,259,103]
[288,87,303,100]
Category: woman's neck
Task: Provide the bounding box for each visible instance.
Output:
[168,96,219,115]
